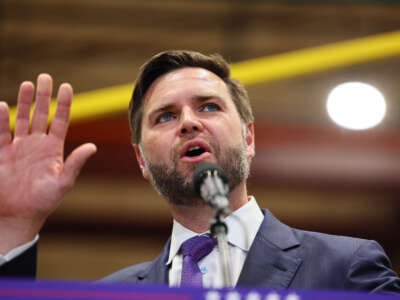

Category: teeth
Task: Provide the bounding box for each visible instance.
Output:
[189,146,201,151]
[186,145,205,157]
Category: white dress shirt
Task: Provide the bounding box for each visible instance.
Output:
[167,196,264,288]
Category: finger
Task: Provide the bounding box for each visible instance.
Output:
[61,143,97,189]
[14,81,35,137]
[49,83,73,141]
[31,74,53,133]
[0,102,12,147]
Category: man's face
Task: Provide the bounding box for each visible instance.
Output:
[134,67,255,205]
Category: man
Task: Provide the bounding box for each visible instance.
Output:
[0,50,399,293]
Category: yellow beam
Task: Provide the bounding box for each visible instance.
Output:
[8,30,400,127]
[231,30,400,85]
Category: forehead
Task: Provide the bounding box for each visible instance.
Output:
[142,67,230,106]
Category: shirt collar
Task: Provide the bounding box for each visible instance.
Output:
[224,196,264,251]
[166,196,264,265]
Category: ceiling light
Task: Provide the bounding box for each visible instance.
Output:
[326,82,386,130]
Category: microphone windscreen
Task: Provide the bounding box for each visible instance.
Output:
[193,162,228,196]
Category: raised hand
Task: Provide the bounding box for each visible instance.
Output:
[0,74,97,254]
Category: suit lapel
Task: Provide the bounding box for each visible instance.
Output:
[135,238,171,285]
[237,209,302,288]
[134,209,302,288]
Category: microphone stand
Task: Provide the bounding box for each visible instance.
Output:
[210,208,233,288]
[193,163,234,287]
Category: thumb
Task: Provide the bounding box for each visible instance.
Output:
[61,143,97,189]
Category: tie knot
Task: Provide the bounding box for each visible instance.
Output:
[180,235,216,262]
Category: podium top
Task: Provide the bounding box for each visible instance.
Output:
[0,279,398,300]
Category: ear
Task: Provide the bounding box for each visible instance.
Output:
[245,122,255,159]
[132,144,150,180]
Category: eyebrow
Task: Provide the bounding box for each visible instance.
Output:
[147,94,225,119]
[148,104,175,120]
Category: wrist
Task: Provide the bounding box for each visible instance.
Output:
[1,235,39,262]
[0,218,43,254]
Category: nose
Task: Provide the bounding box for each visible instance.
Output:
[179,107,203,136]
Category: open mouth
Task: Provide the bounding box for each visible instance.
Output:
[185,146,206,157]
[180,141,211,161]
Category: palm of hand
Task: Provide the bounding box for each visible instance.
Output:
[0,133,66,219]
[0,74,96,252]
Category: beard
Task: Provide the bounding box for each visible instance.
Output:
[142,140,250,206]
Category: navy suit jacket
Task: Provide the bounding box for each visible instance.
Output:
[102,209,400,293]
[1,209,399,293]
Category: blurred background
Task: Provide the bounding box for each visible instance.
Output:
[1,0,399,279]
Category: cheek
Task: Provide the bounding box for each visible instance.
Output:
[142,138,159,159]
[141,134,173,162]
[225,124,244,145]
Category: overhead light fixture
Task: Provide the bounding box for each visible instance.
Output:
[326,82,386,130]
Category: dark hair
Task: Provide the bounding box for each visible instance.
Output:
[129,50,253,144]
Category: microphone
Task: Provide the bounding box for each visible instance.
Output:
[193,163,234,287]
[193,162,230,212]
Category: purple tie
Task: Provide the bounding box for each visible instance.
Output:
[180,235,216,287]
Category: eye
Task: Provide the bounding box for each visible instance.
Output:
[156,112,176,124]
[201,102,220,112]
